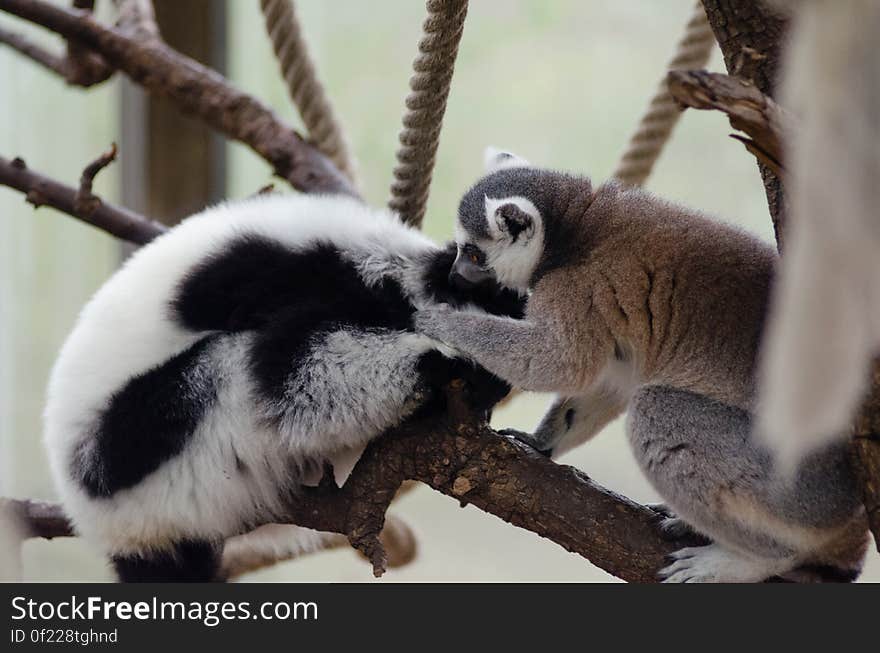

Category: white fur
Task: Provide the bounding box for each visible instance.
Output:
[43,194,448,558]
[483,146,531,174]
[660,544,793,583]
[756,0,880,470]
[453,195,544,293]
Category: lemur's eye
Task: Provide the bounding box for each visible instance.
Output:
[461,244,486,267]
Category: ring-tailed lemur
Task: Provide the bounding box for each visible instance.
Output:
[44,193,523,582]
[414,148,869,582]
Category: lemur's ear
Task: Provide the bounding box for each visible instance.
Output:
[484,146,530,174]
[495,202,534,243]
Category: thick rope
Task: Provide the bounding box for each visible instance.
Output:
[612,2,715,187]
[389,0,469,228]
[260,0,359,186]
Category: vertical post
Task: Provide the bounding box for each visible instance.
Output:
[120,0,227,226]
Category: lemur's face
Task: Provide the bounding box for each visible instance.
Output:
[451,148,545,294]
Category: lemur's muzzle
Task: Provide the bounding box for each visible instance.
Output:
[449,249,495,289]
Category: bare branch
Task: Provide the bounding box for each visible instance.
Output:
[0,0,357,197]
[65,0,113,86]
[0,2,113,87]
[0,23,67,75]
[667,69,789,176]
[0,153,166,244]
[700,0,788,244]
[274,385,699,582]
[74,141,118,216]
[5,419,689,582]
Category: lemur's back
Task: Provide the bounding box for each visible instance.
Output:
[536,182,777,409]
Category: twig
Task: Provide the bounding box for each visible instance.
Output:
[0,0,357,198]
[0,2,113,87]
[667,69,788,176]
[249,183,276,198]
[0,153,166,244]
[74,142,118,216]
[0,23,68,76]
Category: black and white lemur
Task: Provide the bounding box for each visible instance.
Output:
[44,193,523,582]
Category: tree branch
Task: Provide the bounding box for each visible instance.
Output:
[700,0,788,244]
[0,0,356,197]
[5,384,699,583]
[668,69,789,176]
[65,0,113,87]
[0,1,113,87]
[0,22,67,75]
[0,152,166,244]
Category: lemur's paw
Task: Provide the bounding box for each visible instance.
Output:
[658,517,696,540]
[659,544,787,583]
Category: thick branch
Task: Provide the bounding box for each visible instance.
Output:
[10,383,702,583]
[0,153,166,244]
[668,70,789,176]
[0,0,356,197]
[700,0,788,244]
[5,411,690,582]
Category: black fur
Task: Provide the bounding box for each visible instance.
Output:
[498,203,531,242]
[246,249,415,406]
[90,234,523,581]
[170,237,412,333]
[420,243,525,319]
[415,350,511,420]
[113,540,221,582]
[74,335,219,498]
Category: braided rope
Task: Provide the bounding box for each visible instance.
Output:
[612,2,715,187]
[260,0,359,186]
[389,0,469,228]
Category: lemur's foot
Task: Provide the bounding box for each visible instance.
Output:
[501,429,553,457]
[658,516,697,540]
[659,544,791,583]
[646,504,699,540]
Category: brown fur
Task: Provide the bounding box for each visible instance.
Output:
[529,179,776,407]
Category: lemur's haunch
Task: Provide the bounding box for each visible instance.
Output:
[44,194,523,582]
[416,149,869,583]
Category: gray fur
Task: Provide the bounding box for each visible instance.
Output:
[629,386,866,580]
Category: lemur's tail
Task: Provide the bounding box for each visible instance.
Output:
[756,0,880,471]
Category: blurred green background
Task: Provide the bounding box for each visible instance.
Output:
[2,0,876,582]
